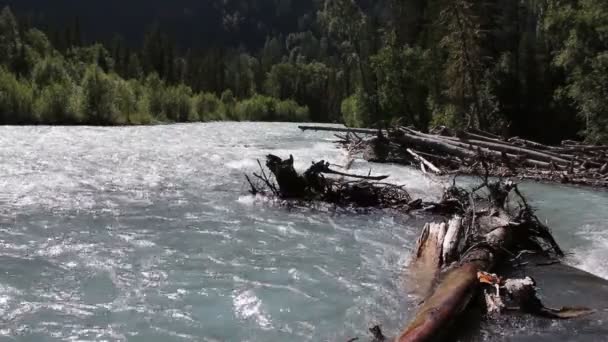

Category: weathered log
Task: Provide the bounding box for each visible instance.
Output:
[509,137,558,151]
[396,181,574,342]
[398,225,510,341]
[397,262,480,342]
[448,136,571,166]
[395,131,553,169]
[467,128,503,140]
[442,216,463,265]
[409,222,447,297]
[406,149,444,175]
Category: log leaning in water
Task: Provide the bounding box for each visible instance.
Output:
[396,180,589,342]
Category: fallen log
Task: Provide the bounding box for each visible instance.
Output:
[314,125,608,188]
[394,130,553,169]
[406,149,443,175]
[401,128,571,166]
[396,180,586,342]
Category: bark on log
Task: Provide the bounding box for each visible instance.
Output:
[409,222,447,297]
[398,223,509,342]
[396,181,570,342]
[305,125,608,187]
[449,137,571,166]
[395,131,553,169]
[442,216,463,265]
[406,149,443,175]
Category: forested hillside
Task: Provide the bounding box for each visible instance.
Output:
[0,0,606,143]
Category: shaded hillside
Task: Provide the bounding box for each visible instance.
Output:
[0,0,318,48]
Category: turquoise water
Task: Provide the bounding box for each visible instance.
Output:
[0,123,606,341]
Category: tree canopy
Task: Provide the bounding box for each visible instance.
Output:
[0,1,606,143]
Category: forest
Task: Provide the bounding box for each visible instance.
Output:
[0,0,606,144]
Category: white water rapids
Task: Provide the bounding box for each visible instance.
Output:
[0,122,606,341]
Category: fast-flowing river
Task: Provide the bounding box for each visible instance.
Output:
[0,122,607,341]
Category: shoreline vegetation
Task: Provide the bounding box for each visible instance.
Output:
[1,1,607,143]
[0,6,309,126]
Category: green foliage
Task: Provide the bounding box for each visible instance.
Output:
[79,65,119,124]
[126,53,144,80]
[0,7,20,67]
[220,89,236,120]
[234,94,309,122]
[546,0,608,143]
[65,44,114,80]
[371,35,433,129]
[264,61,330,121]
[194,92,225,121]
[341,89,372,127]
[112,76,140,124]
[274,99,309,122]
[234,94,273,121]
[32,56,71,87]
[0,67,35,123]
[143,72,166,120]
[34,82,81,124]
[24,29,53,58]
[0,1,606,144]
[163,84,195,122]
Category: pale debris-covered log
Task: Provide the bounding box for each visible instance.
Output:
[409,222,447,298]
[397,211,511,342]
[406,148,444,175]
[441,216,463,265]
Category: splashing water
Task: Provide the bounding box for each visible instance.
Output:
[0,122,606,341]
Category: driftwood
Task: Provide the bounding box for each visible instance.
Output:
[299,125,608,188]
[395,180,591,342]
[246,154,415,209]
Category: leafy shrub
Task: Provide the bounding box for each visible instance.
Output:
[34,82,81,124]
[194,92,225,121]
[220,89,236,120]
[234,94,309,122]
[275,99,309,122]
[32,56,71,87]
[0,67,35,123]
[78,65,118,124]
[143,73,166,120]
[234,94,274,121]
[163,84,195,122]
[341,92,365,127]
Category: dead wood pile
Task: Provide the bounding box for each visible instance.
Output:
[300,125,608,187]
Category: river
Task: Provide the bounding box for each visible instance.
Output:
[0,122,607,341]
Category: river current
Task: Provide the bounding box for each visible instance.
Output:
[0,122,607,341]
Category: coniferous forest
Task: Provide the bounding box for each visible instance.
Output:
[0,0,606,144]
